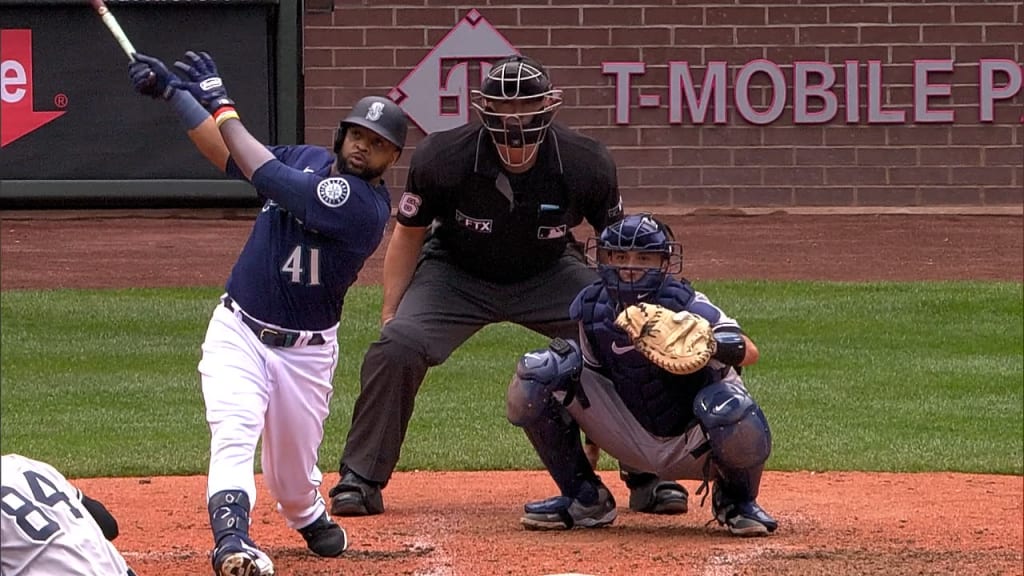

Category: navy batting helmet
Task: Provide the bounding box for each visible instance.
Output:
[470,54,563,167]
[587,214,683,307]
[334,96,408,154]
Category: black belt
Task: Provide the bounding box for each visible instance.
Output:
[222,296,326,347]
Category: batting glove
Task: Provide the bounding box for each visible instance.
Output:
[172,51,236,117]
[128,52,182,100]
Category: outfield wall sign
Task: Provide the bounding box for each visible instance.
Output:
[392,11,1022,133]
[603,59,1022,125]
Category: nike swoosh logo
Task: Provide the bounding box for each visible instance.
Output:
[713,399,734,413]
[303,166,315,173]
[610,342,634,355]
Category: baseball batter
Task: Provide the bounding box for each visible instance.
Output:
[1,453,136,575]
[507,214,778,536]
[128,51,407,575]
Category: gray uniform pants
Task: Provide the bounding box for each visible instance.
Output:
[342,252,596,483]
[556,368,738,482]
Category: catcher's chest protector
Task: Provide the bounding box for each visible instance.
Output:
[577,281,706,436]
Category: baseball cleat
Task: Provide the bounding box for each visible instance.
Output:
[521,482,617,530]
[628,478,689,515]
[212,535,274,576]
[711,484,778,537]
[329,469,384,516]
[298,513,348,557]
[216,554,258,576]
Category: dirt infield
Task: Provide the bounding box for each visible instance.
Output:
[2,210,1022,289]
[2,209,1022,576]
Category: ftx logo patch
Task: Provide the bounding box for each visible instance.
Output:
[389,10,517,135]
[455,209,493,233]
[1,29,66,147]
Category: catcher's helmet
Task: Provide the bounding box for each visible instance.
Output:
[588,214,682,307]
[334,96,408,154]
[470,54,563,167]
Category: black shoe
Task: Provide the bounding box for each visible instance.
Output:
[329,469,384,517]
[298,513,348,557]
[629,479,688,514]
[623,472,688,515]
[711,483,778,536]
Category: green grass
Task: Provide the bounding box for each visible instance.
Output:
[1,282,1021,478]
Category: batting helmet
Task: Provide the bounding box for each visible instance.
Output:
[334,96,408,154]
[588,214,683,307]
[470,54,563,167]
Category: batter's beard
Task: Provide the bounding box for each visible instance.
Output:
[339,159,385,183]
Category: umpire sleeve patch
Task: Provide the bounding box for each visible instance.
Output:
[398,192,422,218]
[317,177,351,208]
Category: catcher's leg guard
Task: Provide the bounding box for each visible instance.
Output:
[693,382,771,476]
[516,400,600,500]
[693,382,776,536]
[506,338,582,426]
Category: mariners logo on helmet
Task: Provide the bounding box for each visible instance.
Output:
[366,101,385,121]
[335,96,409,154]
[317,177,351,208]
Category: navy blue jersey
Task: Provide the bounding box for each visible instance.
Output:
[571,279,740,436]
[224,145,391,330]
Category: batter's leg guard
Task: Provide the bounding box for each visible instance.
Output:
[208,490,274,576]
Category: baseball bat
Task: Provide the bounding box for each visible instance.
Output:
[89,0,137,60]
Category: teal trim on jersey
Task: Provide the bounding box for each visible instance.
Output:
[0,281,1021,478]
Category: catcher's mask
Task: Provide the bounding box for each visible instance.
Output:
[334,96,408,157]
[587,214,682,307]
[470,55,563,169]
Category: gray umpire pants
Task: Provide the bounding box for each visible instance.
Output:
[341,250,597,484]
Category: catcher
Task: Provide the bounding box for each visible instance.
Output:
[506,213,777,536]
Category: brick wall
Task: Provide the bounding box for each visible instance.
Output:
[303,2,1023,208]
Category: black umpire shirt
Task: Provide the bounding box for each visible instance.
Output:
[397,123,623,283]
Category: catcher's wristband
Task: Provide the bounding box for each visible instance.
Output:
[213,106,240,127]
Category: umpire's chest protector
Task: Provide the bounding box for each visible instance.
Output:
[573,281,706,436]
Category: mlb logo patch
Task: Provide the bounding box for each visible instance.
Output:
[538,225,567,239]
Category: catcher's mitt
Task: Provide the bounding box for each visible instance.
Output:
[614,303,717,375]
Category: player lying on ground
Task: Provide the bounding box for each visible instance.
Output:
[1,453,138,575]
[128,50,408,576]
[506,214,778,536]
